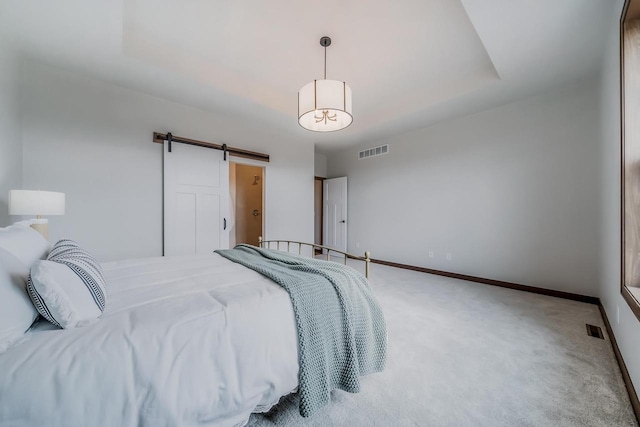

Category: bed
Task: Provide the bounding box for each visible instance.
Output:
[0,235,385,427]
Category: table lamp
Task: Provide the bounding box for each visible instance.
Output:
[9,190,66,239]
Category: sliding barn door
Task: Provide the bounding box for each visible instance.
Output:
[163,141,229,255]
[323,177,347,252]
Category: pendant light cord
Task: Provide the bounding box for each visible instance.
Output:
[324,45,327,80]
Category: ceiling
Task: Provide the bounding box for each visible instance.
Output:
[0,0,614,153]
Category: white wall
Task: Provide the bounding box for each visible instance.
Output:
[328,79,601,296]
[599,0,640,396]
[21,61,314,261]
[314,153,327,178]
[0,42,22,227]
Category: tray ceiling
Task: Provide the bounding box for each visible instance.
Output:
[0,0,615,152]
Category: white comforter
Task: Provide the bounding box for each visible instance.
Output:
[0,254,299,427]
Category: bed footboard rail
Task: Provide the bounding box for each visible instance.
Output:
[257,237,371,279]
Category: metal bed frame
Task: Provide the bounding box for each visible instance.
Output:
[258,237,371,279]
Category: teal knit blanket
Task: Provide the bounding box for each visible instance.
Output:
[215,245,387,417]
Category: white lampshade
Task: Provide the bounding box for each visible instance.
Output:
[298,79,353,132]
[9,190,66,216]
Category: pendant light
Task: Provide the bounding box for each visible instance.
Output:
[298,36,353,132]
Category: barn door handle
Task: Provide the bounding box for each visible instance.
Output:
[224,218,227,230]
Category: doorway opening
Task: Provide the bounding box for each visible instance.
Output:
[314,177,324,254]
[230,162,264,247]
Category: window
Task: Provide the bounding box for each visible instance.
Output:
[621,0,640,321]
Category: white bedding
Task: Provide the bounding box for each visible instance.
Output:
[0,254,299,427]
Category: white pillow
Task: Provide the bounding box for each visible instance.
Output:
[0,248,39,354]
[28,261,102,328]
[0,223,51,268]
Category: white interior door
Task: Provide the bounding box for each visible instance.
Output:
[323,177,347,252]
[164,141,229,255]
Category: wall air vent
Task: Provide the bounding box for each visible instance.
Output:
[358,144,389,160]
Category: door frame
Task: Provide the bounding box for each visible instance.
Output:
[314,176,325,253]
[230,157,267,243]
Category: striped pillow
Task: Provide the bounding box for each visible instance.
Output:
[47,238,80,259]
[27,240,107,328]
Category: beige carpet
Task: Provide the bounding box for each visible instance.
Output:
[247,261,638,427]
